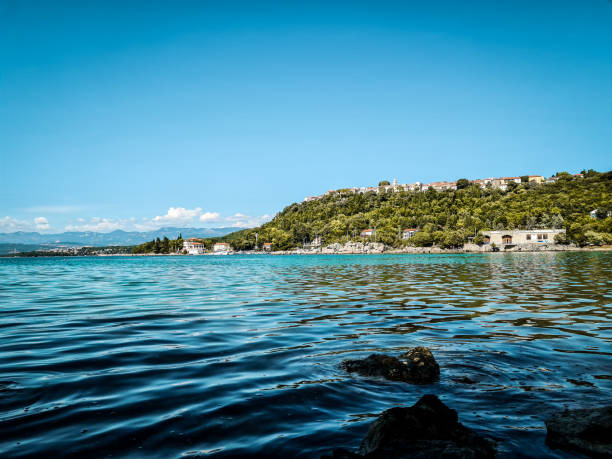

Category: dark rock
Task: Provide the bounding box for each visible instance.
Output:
[341,347,439,384]
[359,395,495,458]
[324,395,495,458]
[341,354,411,382]
[546,406,612,457]
[398,347,440,384]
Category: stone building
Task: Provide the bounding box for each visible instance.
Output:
[213,242,231,253]
[481,229,565,245]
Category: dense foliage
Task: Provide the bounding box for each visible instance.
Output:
[132,235,184,254]
[221,170,612,250]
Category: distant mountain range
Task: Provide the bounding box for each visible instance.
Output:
[0,227,244,246]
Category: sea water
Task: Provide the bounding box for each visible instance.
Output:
[0,253,610,457]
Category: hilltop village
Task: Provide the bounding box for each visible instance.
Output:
[303,173,582,202]
[180,170,609,254]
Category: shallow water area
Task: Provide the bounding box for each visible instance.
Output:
[0,253,610,458]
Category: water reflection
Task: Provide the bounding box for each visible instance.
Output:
[0,253,610,458]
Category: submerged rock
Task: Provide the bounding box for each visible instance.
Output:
[341,354,411,382]
[341,347,439,384]
[325,395,496,458]
[546,406,612,457]
[398,347,440,384]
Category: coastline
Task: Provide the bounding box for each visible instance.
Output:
[3,245,611,258]
[264,242,612,256]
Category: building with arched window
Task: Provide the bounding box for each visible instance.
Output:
[482,229,565,245]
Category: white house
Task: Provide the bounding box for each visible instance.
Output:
[402,228,418,239]
[360,228,375,238]
[481,229,565,245]
[183,238,206,254]
[213,242,231,253]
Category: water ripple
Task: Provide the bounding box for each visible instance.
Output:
[0,253,610,458]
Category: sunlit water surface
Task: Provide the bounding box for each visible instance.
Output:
[0,253,611,458]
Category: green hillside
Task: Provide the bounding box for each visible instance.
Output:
[220,170,612,250]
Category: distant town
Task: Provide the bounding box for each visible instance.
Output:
[303,173,584,202]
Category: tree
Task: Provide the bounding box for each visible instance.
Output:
[202,170,611,250]
[521,176,529,183]
[378,180,390,186]
[551,214,564,229]
[411,231,433,247]
[506,181,519,191]
[456,178,470,190]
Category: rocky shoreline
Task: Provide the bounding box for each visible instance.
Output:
[267,241,611,255]
[6,243,610,258]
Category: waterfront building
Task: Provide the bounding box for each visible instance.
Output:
[183,238,206,254]
[360,228,375,238]
[213,242,231,253]
[263,242,272,251]
[481,229,565,245]
[402,228,418,239]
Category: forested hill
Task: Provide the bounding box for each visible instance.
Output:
[223,170,612,250]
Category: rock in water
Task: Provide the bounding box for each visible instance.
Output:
[341,347,439,384]
[360,395,495,458]
[324,395,495,458]
[546,406,612,457]
[340,354,411,382]
[398,347,440,384]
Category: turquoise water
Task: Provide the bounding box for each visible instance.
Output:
[0,253,610,458]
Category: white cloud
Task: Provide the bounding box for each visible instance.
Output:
[153,207,202,224]
[0,216,32,232]
[54,204,272,233]
[34,216,50,230]
[200,212,220,222]
[0,216,57,232]
[1,207,272,234]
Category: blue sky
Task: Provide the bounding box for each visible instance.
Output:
[1,1,611,233]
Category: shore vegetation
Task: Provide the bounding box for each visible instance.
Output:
[214,170,611,251]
